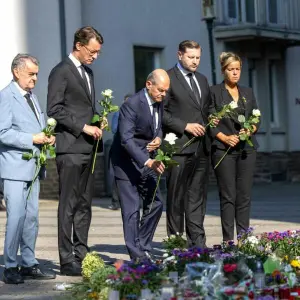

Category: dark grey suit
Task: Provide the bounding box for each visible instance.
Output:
[163,64,212,248]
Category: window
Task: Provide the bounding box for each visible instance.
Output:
[268,60,279,127]
[228,0,238,19]
[133,46,162,92]
[267,0,278,23]
[245,0,256,23]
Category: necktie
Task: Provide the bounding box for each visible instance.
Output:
[187,73,201,106]
[79,65,90,94]
[24,93,39,121]
[152,102,158,131]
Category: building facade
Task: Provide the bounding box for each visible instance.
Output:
[0,0,299,198]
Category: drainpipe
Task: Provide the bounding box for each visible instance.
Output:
[58,0,67,59]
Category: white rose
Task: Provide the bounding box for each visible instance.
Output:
[252,109,261,117]
[238,115,246,123]
[101,89,113,98]
[247,236,259,245]
[164,133,178,145]
[47,118,57,127]
[229,101,238,109]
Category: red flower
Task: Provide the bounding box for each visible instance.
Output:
[248,291,254,299]
[223,264,237,273]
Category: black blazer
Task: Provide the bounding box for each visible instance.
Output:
[209,82,260,150]
[47,57,103,154]
[162,65,212,154]
[111,89,163,181]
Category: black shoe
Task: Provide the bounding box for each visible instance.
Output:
[19,264,56,280]
[3,268,24,284]
[108,204,119,210]
[60,261,81,276]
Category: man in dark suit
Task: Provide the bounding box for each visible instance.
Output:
[163,40,212,248]
[111,69,170,261]
[47,26,103,276]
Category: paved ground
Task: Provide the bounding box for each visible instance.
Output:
[0,182,299,299]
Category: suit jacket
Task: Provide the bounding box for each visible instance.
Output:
[47,57,103,154]
[162,65,212,154]
[110,89,163,181]
[209,82,260,150]
[0,81,46,181]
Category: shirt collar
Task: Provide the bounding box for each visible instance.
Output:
[13,81,29,97]
[69,53,81,68]
[144,88,156,106]
[177,62,193,77]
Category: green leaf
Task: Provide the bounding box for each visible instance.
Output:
[251,117,259,124]
[239,134,247,141]
[39,152,47,165]
[91,114,100,124]
[155,154,164,161]
[157,149,164,156]
[48,146,56,158]
[164,156,171,161]
[109,105,119,113]
[244,123,251,129]
[22,151,33,160]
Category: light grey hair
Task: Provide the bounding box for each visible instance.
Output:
[11,53,39,73]
[146,72,156,84]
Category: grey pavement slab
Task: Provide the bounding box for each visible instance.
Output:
[0,182,299,299]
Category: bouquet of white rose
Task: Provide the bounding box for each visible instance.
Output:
[22,118,57,199]
[213,108,261,169]
[149,133,179,212]
[90,89,119,174]
[181,101,238,151]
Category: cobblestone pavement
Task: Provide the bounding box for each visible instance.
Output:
[0,183,299,299]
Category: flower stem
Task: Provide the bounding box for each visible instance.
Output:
[27,163,41,200]
[149,174,162,213]
[91,137,102,174]
[214,147,231,170]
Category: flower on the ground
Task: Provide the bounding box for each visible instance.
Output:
[82,251,105,280]
[101,89,113,98]
[290,259,300,269]
[247,236,259,245]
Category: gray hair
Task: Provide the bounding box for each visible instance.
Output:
[11,53,39,73]
[146,72,156,84]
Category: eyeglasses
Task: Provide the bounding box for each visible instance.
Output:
[82,45,101,56]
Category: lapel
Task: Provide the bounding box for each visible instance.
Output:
[31,93,45,129]
[66,58,93,106]
[173,65,201,110]
[9,82,41,127]
[140,90,155,134]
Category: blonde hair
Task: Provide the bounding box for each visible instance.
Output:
[219,52,242,72]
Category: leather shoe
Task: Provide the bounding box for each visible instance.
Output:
[60,261,81,276]
[3,268,24,284]
[19,264,56,280]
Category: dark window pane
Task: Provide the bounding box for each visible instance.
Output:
[268,0,278,23]
[134,47,156,92]
[228,0,237,18]
[245,0,256,23]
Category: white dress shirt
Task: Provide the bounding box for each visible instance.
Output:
[144,88,158,129]
[14,81,40,122]
[69,53,91,93]
[177,62,201,98]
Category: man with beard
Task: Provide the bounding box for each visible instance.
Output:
[163,40,212,248]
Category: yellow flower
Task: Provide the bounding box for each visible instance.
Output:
[290,260,300,269]
[82,251,105,280]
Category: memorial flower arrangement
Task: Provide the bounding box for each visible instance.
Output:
[70,228,300,299]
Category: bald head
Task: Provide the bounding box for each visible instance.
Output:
[146,69,170,103]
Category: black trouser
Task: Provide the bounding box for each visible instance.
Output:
[166,143,209,248]
[56,153,94,265]
[211,148,257,241]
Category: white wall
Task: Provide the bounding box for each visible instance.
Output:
[0,0,62,114]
